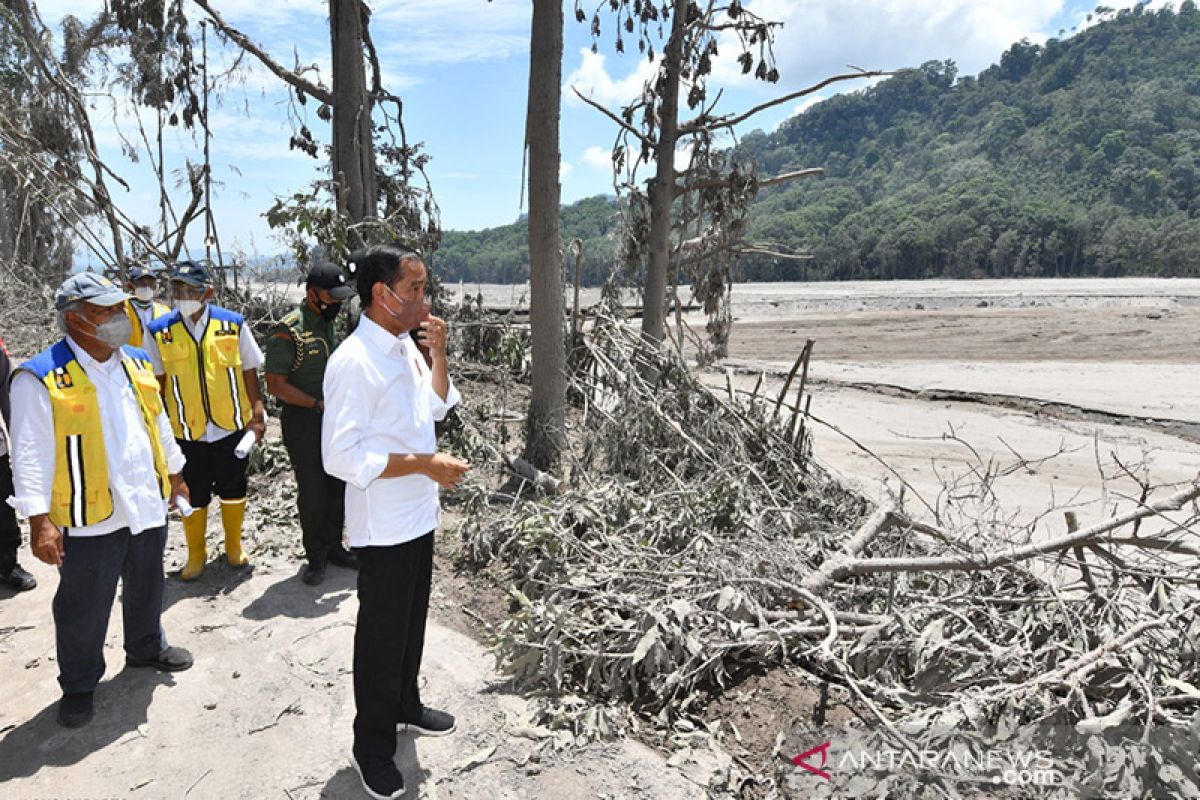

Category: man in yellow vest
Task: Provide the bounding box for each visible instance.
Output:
[143,261,266,580]
[8,273,193,728]
[123,264,170,348]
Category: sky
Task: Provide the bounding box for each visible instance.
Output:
[27,0,1177,261]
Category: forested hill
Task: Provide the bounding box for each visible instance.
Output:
[436,3,1200,285]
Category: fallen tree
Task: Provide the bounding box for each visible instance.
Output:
[454,313,1200,797]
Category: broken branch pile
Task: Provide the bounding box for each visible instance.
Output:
[457,316,1200,796]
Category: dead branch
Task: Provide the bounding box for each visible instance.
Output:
[570,87,653,148]
[679,69,893,134]
[190,0,333,105]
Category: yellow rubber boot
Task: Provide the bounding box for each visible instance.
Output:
[180,507,208,581]
[221,498,250,568]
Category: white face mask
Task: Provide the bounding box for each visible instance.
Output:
[176,299,204,317]
[134,287,155,303]
[76,311,133,349]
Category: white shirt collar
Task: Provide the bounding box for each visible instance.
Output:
[356,312,407,357]
[66,336,121,374]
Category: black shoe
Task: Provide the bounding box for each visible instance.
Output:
[302,561,327,586]
[349,752,405,799]
[397,706,456,737]
[328,546,358,571]
[57,692,95,728]
[0,562,37,591]
[125,645,194,672]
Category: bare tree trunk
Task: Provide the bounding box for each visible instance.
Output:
[330,0,377,238]
[641,0,688,345]
[522,0,566,471]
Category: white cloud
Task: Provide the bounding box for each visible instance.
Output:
[560,160,573,178]
[565,48,659,108]
[1071,0,1177,33]
[709,0,1070,92]
[372,0,529,66]
[31,0,326,37]
[793,94,826,116]
[580,142,693,175]
[581,145,613,170]
[190,0,327,28]
[674,141,694,172]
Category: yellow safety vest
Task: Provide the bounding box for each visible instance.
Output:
[124,300,171,349]
[148,307,252,441]
[20,342,169,529]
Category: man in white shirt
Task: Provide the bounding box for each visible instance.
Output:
[143,261,267,580]
[322,245,470,800]
[1,334,36,592]
[8,273,193,728]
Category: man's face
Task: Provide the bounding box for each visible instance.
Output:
[74,301,123,325]
[377,259,429,331]
[130,276,156,292]
[389,259,427,304]
[307,286,339,307]
[170,281,211,304]
[67,301,123,343]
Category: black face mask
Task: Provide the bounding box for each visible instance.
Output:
[315,298,342,320]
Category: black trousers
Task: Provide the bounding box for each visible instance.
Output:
[0,455,21,572]
[352,532,433,765]
[280,405,345,564]
[178,432,249,507]
[53,525,168,694]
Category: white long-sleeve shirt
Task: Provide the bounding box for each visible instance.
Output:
[321,314,460,547]
[8,338,186,537]
[141,304,264,443]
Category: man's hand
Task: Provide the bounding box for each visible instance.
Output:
[417,315,449,358]
[424,453,470,490]
[169,473,190,511]
[247,413,267,443]
[30,514,64,567]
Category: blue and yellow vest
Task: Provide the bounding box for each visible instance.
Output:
[19,341,169,529]
[124,299,171,349]
[147,307,252,441]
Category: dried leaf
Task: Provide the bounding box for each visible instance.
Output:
[632,627,660,665]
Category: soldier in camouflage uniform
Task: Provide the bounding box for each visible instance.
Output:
[265,264,357,586]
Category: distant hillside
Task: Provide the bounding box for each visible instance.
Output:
[437,3,1200,284]
[434,195,619,285]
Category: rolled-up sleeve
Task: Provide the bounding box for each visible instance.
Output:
[430,378,460,422]
[239,324,264,371]
[321,355,388,492]
[7,371,55,518]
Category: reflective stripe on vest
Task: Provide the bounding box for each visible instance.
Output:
[149,308,251,440]
[20,341,170,529]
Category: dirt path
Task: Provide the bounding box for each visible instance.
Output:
[0,536,701,799]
